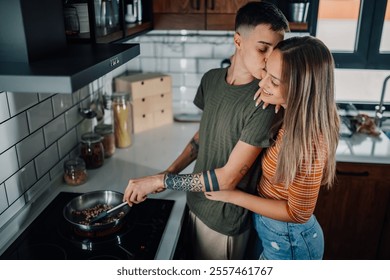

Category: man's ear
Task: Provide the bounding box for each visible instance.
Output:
[234,32,242,49]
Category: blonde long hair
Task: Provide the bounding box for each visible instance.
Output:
[274,36,340,188]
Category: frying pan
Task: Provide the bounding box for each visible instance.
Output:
[63,190,131,232]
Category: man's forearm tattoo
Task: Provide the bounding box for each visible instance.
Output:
[164,173,203,192]
[164,170,221,192]
[189,137,199,159]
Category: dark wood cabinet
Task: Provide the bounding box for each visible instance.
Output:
[314,162,390,260]
[152,0,317,33]
[65,0,152,44]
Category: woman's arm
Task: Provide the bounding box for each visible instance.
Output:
[206,190,293,222]
[206,157,324,223]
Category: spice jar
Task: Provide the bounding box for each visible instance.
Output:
[94,123,115,157]
[112,92,132,148]
[80,132,105,169]
[63,158,87,186]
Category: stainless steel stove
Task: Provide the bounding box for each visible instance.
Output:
[0,192,174,260]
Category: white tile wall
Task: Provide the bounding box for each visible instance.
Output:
[0,113,29,154]
[0,74,115,227]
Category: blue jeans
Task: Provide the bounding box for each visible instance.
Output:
[253,213,324,260]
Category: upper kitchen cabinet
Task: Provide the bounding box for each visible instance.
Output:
[64,0,153,44]
[152,0,318,34]
[315,0,390,69]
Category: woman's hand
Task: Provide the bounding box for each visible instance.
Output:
[205,190,238,203]
[254,88,281,113]
[123,174,165,205]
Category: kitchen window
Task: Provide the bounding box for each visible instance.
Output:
[316,0,390,69]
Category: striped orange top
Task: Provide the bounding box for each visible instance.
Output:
[258,128,327,223]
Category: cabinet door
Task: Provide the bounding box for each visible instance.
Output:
[205,0,251,30]
[153,0,205,30]
[314,162,390,259]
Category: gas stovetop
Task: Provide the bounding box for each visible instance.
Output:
[0,192,174,260]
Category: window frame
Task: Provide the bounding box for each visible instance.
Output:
[314,0,390,69]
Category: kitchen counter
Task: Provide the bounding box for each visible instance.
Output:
[1,121,389,258]
[337,131,390,164]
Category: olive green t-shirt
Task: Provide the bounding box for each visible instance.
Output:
[186,67,281,236]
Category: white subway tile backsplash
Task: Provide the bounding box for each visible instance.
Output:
[43,115,66,147]
[140,42,155,57]
[38,93,55,101]
[64,105,83,132]
[34,144,59,179]
[158,43,184,58]
[27,98,53,133]
[0,184,8,213]
[0,147,19,183]
[6,92,38,116]
[0,195,25,229]
[57,128,78,159]
[184,43,213,58]
[16,129,45,167]
[79,86,90,100]
[125,57,141,71]
[213,43,235,59]
[198,58,223,73]
[169,58,197,73]
[24,173,50,203]
[0,92,10,123]
[0,113,29,154]
[49,157,66,181]
[170,73,185,87]
[141,57,169,72]
[4,161,37,204]
[184,73,203,87]
[52,93,74,117]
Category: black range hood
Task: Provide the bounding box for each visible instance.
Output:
[0,0,140,94]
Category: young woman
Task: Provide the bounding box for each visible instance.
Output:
[206,36,340,260]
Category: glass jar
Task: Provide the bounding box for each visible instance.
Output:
[94,123,115,157]
[63,158,87,186]
[112,92,132,148]
[80,132,105,169]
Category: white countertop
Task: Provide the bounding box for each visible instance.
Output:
[1,121,389,258]
[337,131,390,164]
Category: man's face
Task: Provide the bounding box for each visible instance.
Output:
[236,24,284,80]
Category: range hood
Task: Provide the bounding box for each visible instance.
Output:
[0,0,140,94]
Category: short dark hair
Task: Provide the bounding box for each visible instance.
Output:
[235,1,289,32]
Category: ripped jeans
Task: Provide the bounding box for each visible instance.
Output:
[253,213,324,260]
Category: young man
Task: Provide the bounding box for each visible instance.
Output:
[123,2,289,259]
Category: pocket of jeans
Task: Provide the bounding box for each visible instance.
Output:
[301,223,324,260]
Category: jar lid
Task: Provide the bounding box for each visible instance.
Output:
[81,132,103,144]
[94,124,113,135]
[64,157,86,169]
[111,92,130,101]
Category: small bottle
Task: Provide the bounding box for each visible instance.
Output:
[63,158,87,186]
[112,92,132,148]
[94,123,115,157]
[80,132,105,169]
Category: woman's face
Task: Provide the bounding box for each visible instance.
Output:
[258,49,287,108]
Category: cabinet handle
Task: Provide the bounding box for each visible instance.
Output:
[192,0,200,10]
[336,170,369,177]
